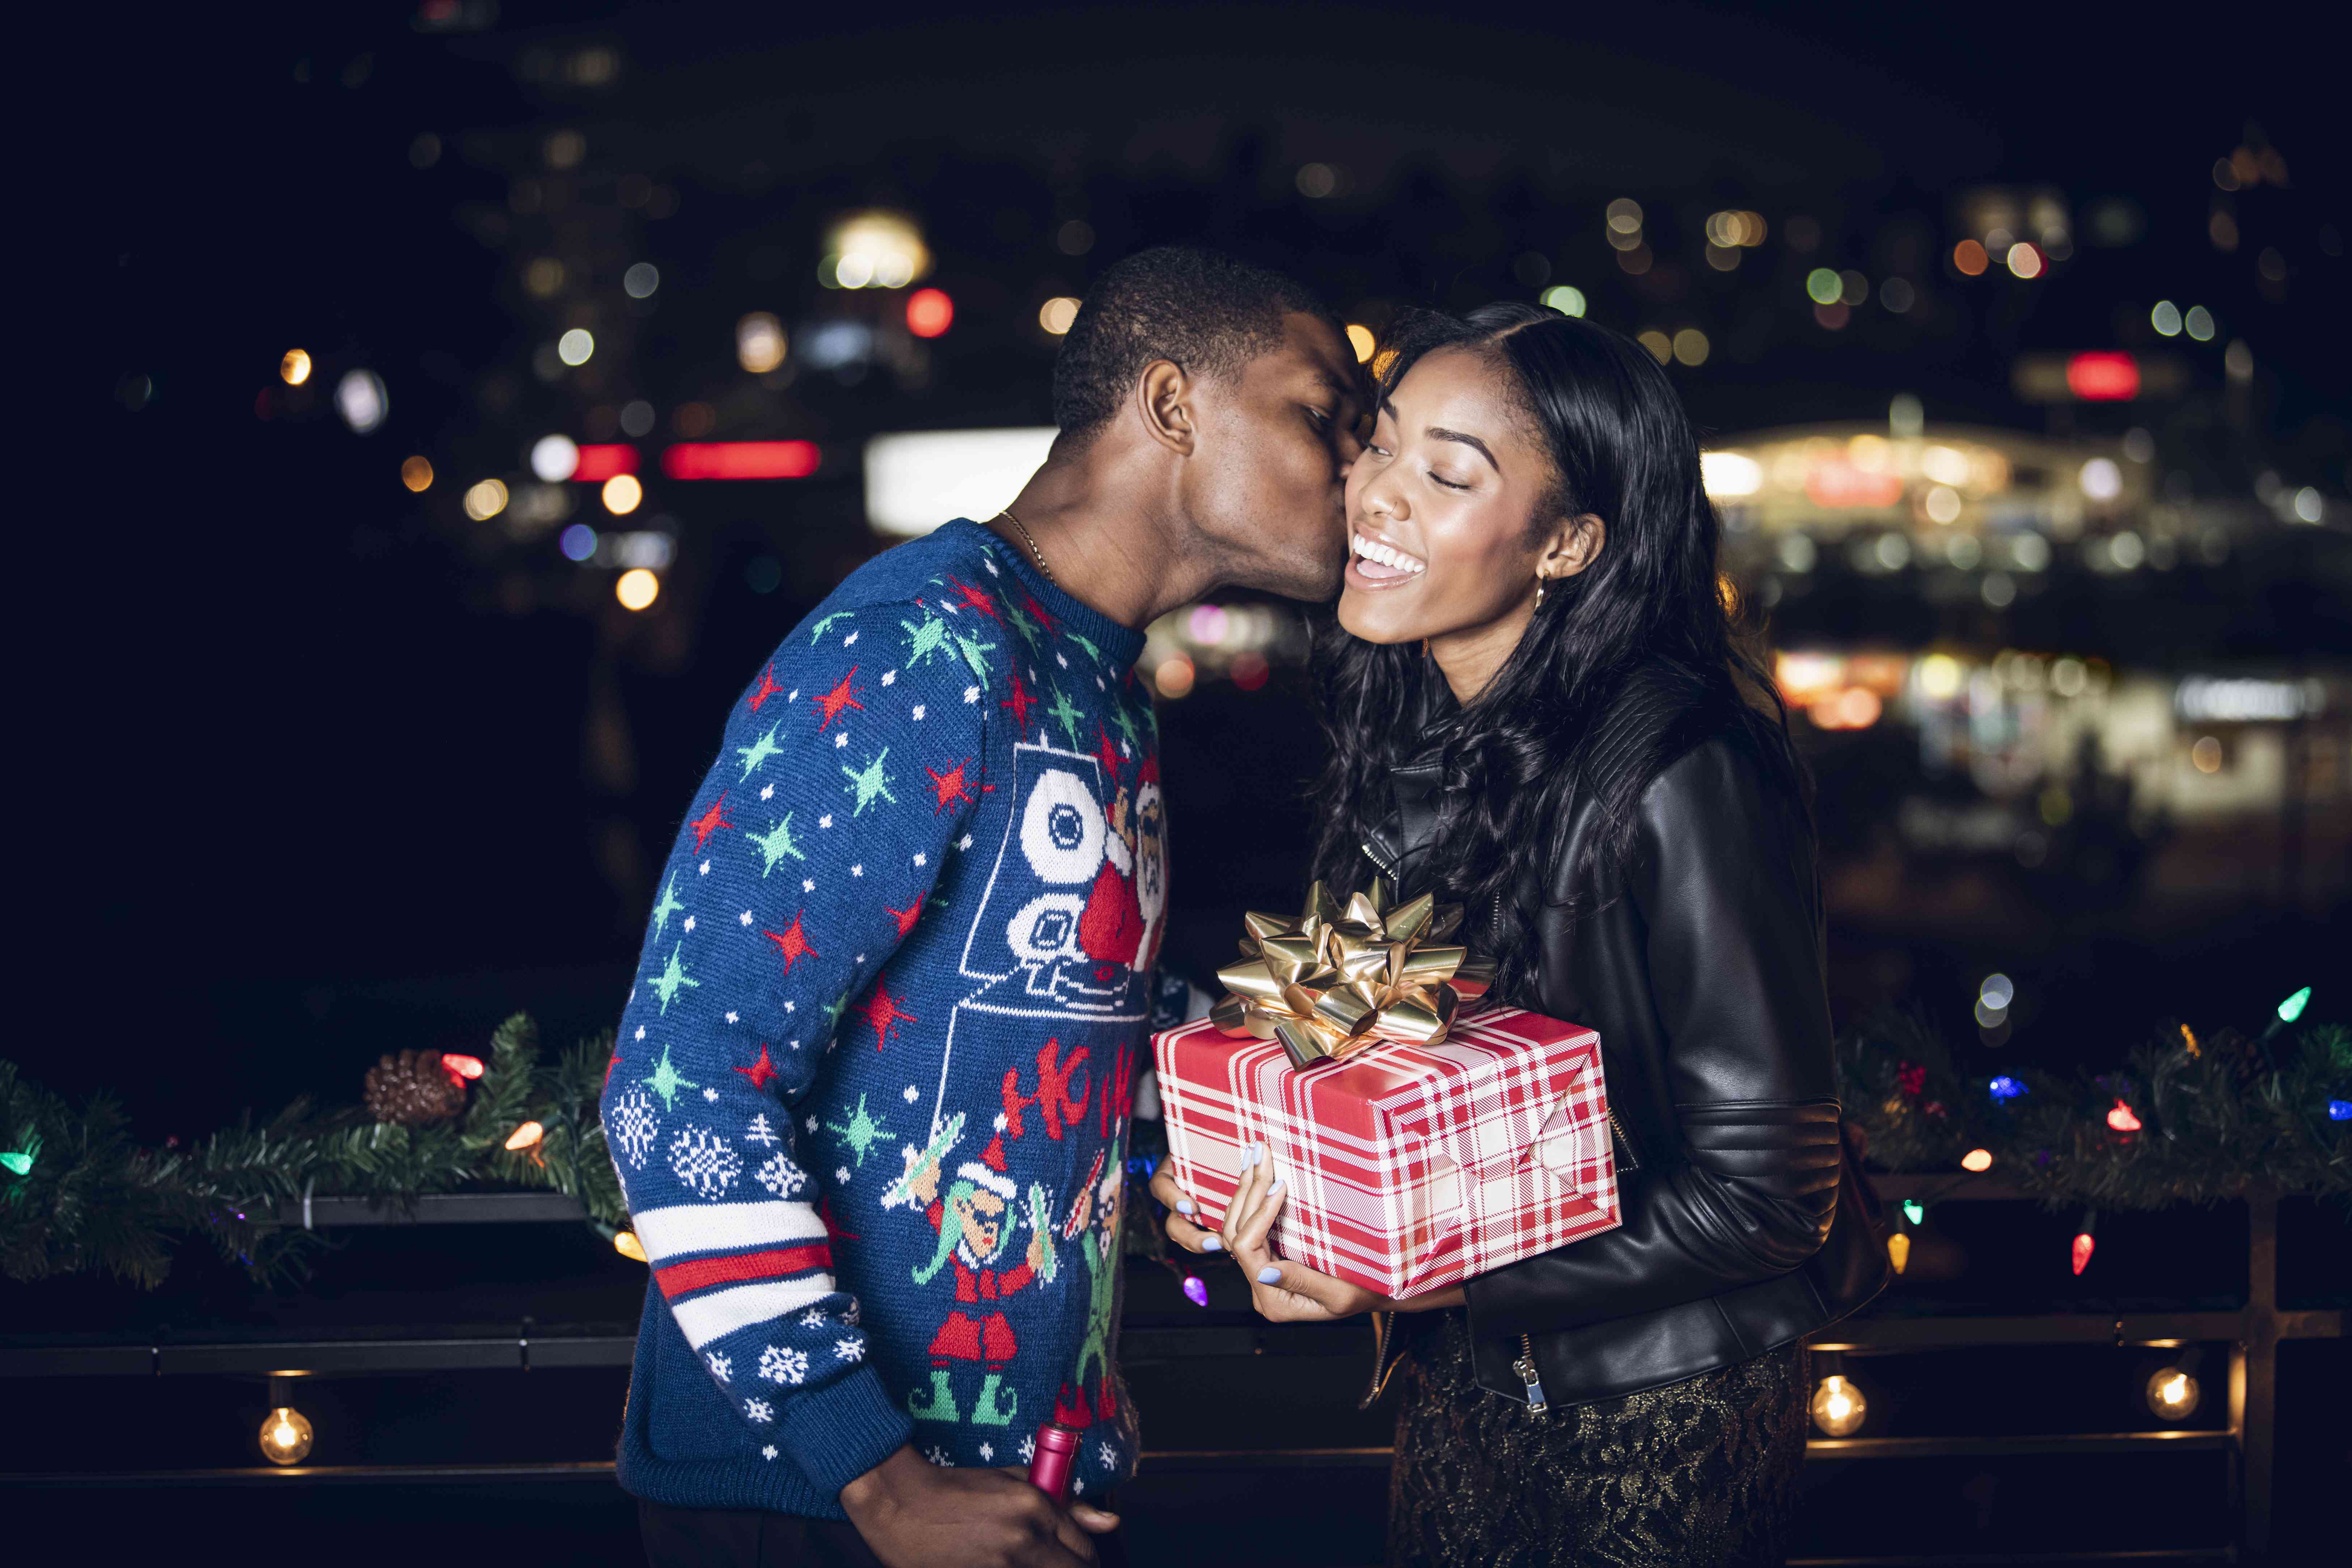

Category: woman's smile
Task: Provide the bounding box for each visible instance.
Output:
[1346,528,1428,588]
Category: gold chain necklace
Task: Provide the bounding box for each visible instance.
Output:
[997,508,1056,587]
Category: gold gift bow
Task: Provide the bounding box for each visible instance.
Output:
[1208,879,1496,1067]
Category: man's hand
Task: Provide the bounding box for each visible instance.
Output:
[840,1445,1118,1568]
[1151,1146,1464,1322]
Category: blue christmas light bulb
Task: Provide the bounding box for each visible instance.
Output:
[2328,1100,2350,1122]
[1988,1075,2027,1101]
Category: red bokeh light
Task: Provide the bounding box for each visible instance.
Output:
[572,444,640,482]
[661,442,821,480]
[441,1053,485,1080]
[906,288,954,339]
[2066,352,2141,401]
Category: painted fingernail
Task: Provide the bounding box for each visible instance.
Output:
[1201,1235,1223,1251]
[1253,1143,1268,1165]
[1269,1178,1286,1195]
[1257,1266,1283,1284]
[1174,1199,1196,1215]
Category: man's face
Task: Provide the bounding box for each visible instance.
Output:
[1184,312,1368,601]
[955,1187,1007,1260]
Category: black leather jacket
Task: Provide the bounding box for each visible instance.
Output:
[1363,660,1888,1410]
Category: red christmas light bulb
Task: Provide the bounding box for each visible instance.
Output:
[441,1053,485,1080]
[2106,1100,2142,1133]
[2071,1231,2096,1275]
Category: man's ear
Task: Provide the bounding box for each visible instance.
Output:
[1538,513,1607,581]
[1135,359,1197,456]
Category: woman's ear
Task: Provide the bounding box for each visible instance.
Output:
[1537,513,1607,582]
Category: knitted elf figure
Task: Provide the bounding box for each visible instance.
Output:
[885,1114,1056,1428]
[1055,1148,1127,1427]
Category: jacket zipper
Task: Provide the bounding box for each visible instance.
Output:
[1512,1333,1549,1415]
[1358,1309,1403,1409]
[1607,1109,1641,1171]
[1361,838,1399,878]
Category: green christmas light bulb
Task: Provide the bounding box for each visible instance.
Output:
[2276,986,2311,1024]
[0,1151,32,1176]
[1900,1199,1925,1226]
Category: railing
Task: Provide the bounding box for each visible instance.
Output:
[1,1180,2337,1565]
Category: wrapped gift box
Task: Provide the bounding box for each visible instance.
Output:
[1154,1006,1620,1298]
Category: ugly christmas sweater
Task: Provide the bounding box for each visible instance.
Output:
[601,519,1168,1518]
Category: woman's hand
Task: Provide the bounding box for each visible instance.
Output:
[1152,1144,1464,1322]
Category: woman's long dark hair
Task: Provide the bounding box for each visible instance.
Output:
[1308,303,1807,1002]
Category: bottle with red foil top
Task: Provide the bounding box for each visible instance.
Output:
[1027,1420,1084,1503]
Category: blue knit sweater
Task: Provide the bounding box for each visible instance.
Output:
[601,521,1168,1516]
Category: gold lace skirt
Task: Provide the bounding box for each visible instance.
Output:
[1386,1311,1807,1568]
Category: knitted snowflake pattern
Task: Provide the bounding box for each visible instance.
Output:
[758,1344,811,1385]
[610,1087,659,1168]
[667,1126,742,1198]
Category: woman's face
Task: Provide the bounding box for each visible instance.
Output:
[1338,347,1562,648]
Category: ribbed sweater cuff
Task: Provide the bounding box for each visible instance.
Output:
[779,1366,915,1499]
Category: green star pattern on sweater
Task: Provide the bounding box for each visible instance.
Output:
[650,874,685,938]
[735,722,784,779]
[1045,685,1086,748]
[642,1042,699,1110]
[900,613,952,670]
[749,813,805,875]
[649,943,701,1013]
[842,748,897,815]
[954,631,997,690]
[825,1093,892,1167]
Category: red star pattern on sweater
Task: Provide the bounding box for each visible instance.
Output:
[944,575,1001,619]
[885,899,923,938]
[851,982,918,1051]
[814,667,865,730]
[732,1043,783,1092]
[1020,590,1060,638]
[1000,674,1037,732]
[926,758,978,813]
[689,791,734,851]
[763,913,817,973]
[748,663,784,711]
[1092,724,1124,785]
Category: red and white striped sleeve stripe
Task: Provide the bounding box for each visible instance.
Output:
[632,1199,837,1348]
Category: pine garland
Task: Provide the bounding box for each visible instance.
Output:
[1840,1011,2351,1209]
[0,1015,627,1289]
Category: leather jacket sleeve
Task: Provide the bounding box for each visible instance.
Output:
[1462,737,1843,1338]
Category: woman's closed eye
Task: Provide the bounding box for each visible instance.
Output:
[1427,469,1473,491]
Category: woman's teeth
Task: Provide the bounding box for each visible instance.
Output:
[1351,535,1426,575]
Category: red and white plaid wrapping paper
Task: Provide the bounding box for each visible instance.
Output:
[1153,1006,1620,1298]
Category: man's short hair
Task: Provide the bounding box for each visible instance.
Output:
[1050,246,1339,441]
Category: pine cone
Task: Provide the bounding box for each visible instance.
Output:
[363,1049,466,1126]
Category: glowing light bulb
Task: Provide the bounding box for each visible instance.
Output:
[1182,1275,1208,1307]
[2072,1232,2096,1275]
[504,1121,545,1151]
[1961,1148,1993,1173]
[2106,1100,2142,1133]
[280,349,312,386]
[614,1230,648,1263]
[2147,1366,2201,1420]
[1886,1232,1911,1273]
[2329,1101,2351,1121]
[1989,1076,2025,1101]
[1809,1374,1867,1437]
[1900,1200,1925,1226]
[440,1053,485,1080]
[2275,986,2311,1024]
[602,473,644,515]
[616,569,661,611]
[258,1405,314,1465]
[0,1149,33,1176]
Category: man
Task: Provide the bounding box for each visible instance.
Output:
[605,246,1366,1568]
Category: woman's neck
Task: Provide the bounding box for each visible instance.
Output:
[1428,598,1536,705]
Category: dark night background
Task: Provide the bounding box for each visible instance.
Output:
[15,2,2349,1561]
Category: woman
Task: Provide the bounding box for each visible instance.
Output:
[1150,303,1887,1567]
